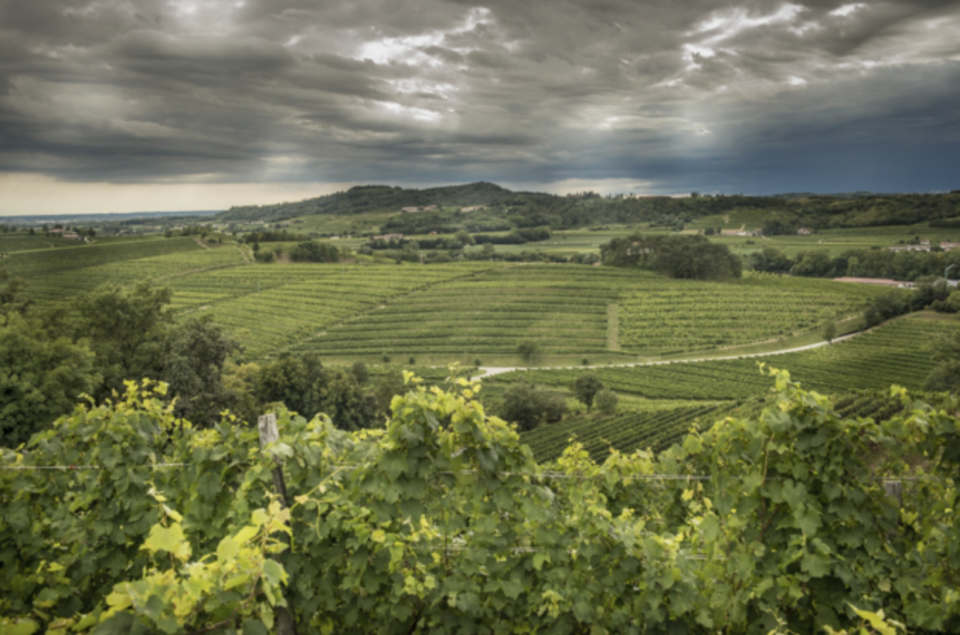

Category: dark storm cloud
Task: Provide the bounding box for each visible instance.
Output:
[1,0,959,192]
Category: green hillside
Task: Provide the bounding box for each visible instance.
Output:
[497,312,959,400]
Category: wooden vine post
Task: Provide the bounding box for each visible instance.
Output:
[258,413,299,635]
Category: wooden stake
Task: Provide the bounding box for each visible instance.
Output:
[258,413,298,635]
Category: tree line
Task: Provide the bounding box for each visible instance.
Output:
[0,272,407,447]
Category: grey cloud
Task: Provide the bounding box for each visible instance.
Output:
[0,0,958,194]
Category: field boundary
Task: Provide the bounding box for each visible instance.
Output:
[607,303,619,351]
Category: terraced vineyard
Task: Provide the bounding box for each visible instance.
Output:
[293,265,635,361]
[23,245,246,303]
[167,262,501,358]
[6,236,207,282]
[520,402,734,463]
[617,273,885,353]
[496,314,960,400]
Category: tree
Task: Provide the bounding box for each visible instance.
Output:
[320,368,376,431]
[573,373,604,412]
[257,353,327,419]
[601,233,741,280]
[0,269,29,316]
[924,330,960,392]
[288,240,339,263]
[69,282,175,401]
[161,315,242,425]
[863,289,910,328]
[595,388,618,415]
[0,313,98,446]
[351,361,369,385]
[651,234,742,280]
[822,320,837,343]
[499,380,566,431]
[373,369,407,419]
[748,247,793,274]
[517,340,541,365]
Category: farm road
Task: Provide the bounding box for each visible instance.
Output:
[474,331,862,379]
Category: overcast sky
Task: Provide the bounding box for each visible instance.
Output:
[1,0,959,214]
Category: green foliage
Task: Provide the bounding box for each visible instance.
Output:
[864,289,911,328]
[3,371,960,633]
[257,352,327,420]
[573,373,603,411]
[602,233,742,280]
[822,319,838,343]
[350,361,369,385]
[0,268,29,316]
[499,380,566,431]
[594,387,618,415]
[161,315,242,425]
[923,329,960,392]
[748,246,793,273]
[287,240,340,263]
[68,282,175,400]
[517,340,541,364]
[0,313,98,446]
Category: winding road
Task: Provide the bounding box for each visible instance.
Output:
[474,330,863,379]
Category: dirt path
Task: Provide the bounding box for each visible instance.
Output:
[473,331,862,379]
[194,237,210,249]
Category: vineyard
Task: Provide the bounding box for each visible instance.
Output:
[21,244,247,304]
[497,313,960,400]
[520,402,734,462]
[292,265,628,361]
[4,236,208,283]
[166,262,501,358]
[617,273,884,353]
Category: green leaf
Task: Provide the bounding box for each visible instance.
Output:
[262,559,286,587]
[234,525,259,545]
[217,536,239,562]
[93,612,151,635]
[242,619,270,635]
[142,523,186,556]
[533,552,550,571]
[851,606,898,635]
[1,618,38,635]
[801,550,831,578]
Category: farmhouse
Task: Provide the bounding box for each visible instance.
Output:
[887,245,930,252]
[797,227,814,235]
[373,233,404,241]
[833,277,913,288]
[721,229,762,237]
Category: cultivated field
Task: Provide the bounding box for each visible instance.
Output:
[7,230,955,461]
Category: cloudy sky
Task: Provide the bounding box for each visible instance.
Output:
[1,0,959,214]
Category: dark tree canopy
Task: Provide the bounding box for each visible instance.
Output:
[162,315,242,425]
[499,381,566,431]
[69,282,175,401]
[0,313,97,446]
[601,233,742,280]
[288,240,340,263]
[573,374,604,412]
